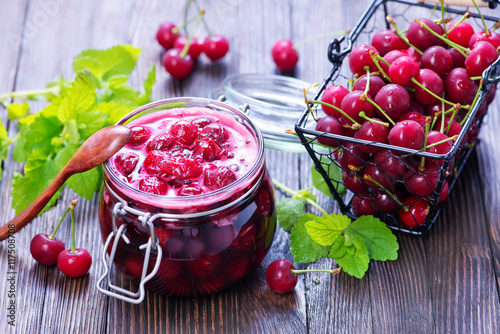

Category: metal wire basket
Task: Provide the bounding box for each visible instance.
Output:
[295,0,500,235]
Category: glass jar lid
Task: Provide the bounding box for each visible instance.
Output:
[208,73,317,153]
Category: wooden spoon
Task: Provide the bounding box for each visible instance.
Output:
[0,125,131,242]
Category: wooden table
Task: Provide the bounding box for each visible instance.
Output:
[0,0,499,333]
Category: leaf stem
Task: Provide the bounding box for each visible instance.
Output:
[0,86,60,102]
[292,267,341,275]
[70,199,78,253]
[272,179,328,215]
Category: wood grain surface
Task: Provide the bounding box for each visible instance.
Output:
[0,1,499,333]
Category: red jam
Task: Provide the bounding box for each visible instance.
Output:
[99,99,276,296]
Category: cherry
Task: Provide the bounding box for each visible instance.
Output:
[192,138,224,162]
[143,150,170,176]
[178,184,204,196]
[374,83,410,122]
[447,22,474,48]
[320,85,350,117]
[348,44,379,76]
[388,120,425,150]
[340,90,375,125]
[444,67,478,105]
[30,234,65,266]
[265,259,298,294]
[128,126,152,147]
[146,133,175,152]
[173,36,203,60]
[156,22,179,49]
[271,39,299,71]
[468,30,500,49]
[354,119,389,154]
[372,150,408,178]
[352,193,378,216]
[364,163,393,189]
[434,118,462,137]
[405,18,444,51]
[404,164,441,198]
[159,157,203,179]
[420,46,453,78]
[204,166,237,190]
[199,123,229,144]
[412,69,444,105]
[265,259,339,294]
[56,199,92,278]
[448,48,466,68]
[170,120,199,145]
[203,34,230,61]
[58,248,92,278]
[388,56,420,87]
[138,175,168,195]
[399,196,429,228]
[343,171,369,194]
[335,142,369,171]
[371,29,407,56]
[315,116,345,148]
[397,111,426,129]
[465,41,498,77]
[372,189,402,213]
[353,75,385,98]
[425,130,454,165]
[406,46,422,62]
[192,116,215,129]
[162,48,194,79]
[114,152,139,176]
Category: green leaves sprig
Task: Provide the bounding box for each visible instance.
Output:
[275,162,399,279]
[0,45,156,214]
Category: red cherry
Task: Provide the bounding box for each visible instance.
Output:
[349,44,379,76]
[57,248,92,278]
[128,126,152,147]
[203,35,229,61]
[30,233,65,266]
[315,116,345,148]
[156,22,179,49]
[468,31,500,49]
[138,175,168,195]
[173,36,203,60]
[412,69,444,105]
[352,193,378,216]
[420,45,453,78]
[114,152,139,176]
[388,120,425,150]
[465,41,498,77]
[146,133,175,152]
[320,85,350,117]
[265,259,297,294]
[444,67,478,105]
[162,48,194,79]
[371,29,407,56]
[405,18,444,51]
[353,75,386,98]
[169,120,199,145]
[447,21,474,48]
[204,166,237,190]
[399,197,429,228]
[388,56,420,87]
[271,39,299,71]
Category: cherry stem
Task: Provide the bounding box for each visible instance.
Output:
[348,79,354,92]
[469,76,483,81]
[471,0,490,37]
[183,0,194,36]
[358,111,389,127]
[386,15,423,55]
[69,199,78,253]
[361,94,396,126]
[414,19,469,58]
[420,117,432,169]
[447,12,472,35]
[425,135,458,149]
[409,77,457,107]
[446,104,461,135]
[439,95,446,133]
[369,50,392,82]
[309,99,360,128]
[292,30,351,49]
[460,79,483,126]
[180,10,205,59]
[439,0,448,39]
[363,174,403,206]
[363,66,371,96]
[304,83,320,122]
[272,179,328,215]
[193,0,212,36]
[178,7,203,31]
[48,202,73,239]
[291,267,341,275]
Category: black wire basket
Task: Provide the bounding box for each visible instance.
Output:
[295,0,500,236]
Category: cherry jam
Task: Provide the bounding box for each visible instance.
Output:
[98,98,276,296]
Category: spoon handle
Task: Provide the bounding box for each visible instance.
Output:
[0,167,71,241]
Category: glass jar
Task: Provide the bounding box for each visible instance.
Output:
[97,98,276,301]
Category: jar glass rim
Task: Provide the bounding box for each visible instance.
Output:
[103,97,265,205]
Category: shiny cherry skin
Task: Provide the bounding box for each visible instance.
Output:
[265,259,298,294]
[57,248,92,278]
[388,56,420,87]
[399,197,429,228]
[348,44,379,76]
[388,120,425,150]
[447,21,474,48]
[162,48,194,79]
[371,29,407,56]
[420,46,453,78]
[353,75,386,98]
[354,119,389,154]
[271,39,299,71]
[468,30,500,49]
[173,36,203,60]
[320,85,350,117]
[445,67,478,105]
[405,18,444,51]
[465,41,498,77]
[30,233,65,266]
[374,83,410,122]
[412,69,443,105]
[203,35,230,61]
[156,22,179,49]
[315,116,345,148]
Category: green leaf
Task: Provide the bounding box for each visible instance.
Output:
[76,109,109,140]
[97,101,137,126]
[0,121,13,180]
[58,75,96,123]
[107,74,130,89]
[346,215,399,261]
[23,114,63,156]
[73,45,140,82]
[141,65,156,103]
[304,213,351,246]
[11,150,62,214]
[7,103,29,121]
[276,198,305,232]
[311,156,345,198]
[328,231,370,279]
[290,214,329,263]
